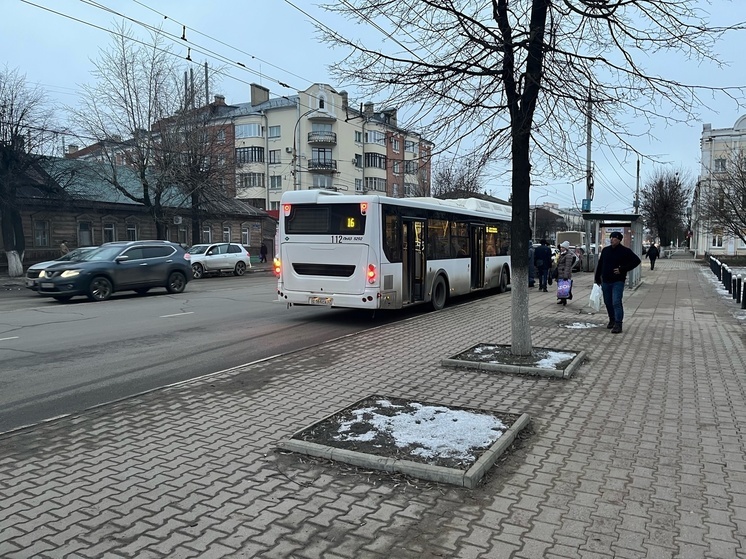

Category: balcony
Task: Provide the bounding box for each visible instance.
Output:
[306,110,336,122]
[308,159,337,172]
[307,131,337,144]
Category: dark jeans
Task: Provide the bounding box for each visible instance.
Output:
[649,257,657,270]
[602,281,626,323]
[537,268,549,289]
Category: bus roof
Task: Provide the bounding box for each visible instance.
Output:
[280,190,512,221]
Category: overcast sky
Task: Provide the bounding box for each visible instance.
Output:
[3,0,746,213]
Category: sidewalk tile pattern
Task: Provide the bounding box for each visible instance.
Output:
[2,259,746,558]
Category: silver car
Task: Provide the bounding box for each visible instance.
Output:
[187,243,251,279]
[25,246,98,290]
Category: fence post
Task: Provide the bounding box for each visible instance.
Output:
[738,275,743,304]
[733,276,738,300]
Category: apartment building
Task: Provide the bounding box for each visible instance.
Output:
[228,83,433,211]
[691,116,746,257]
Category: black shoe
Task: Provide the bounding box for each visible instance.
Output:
[543,288,548,292]
[562,299,567,306]
[606,320,614,329]
[611,323,622,334]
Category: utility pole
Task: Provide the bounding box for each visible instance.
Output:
[583,92,593,272]
[634,158,640,212]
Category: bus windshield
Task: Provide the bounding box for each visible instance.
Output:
[286,203,366,235]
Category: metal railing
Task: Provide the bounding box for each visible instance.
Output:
[708,256,746,309]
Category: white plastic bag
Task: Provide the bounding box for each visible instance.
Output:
[589,284,602,312]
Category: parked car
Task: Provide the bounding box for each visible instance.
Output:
[36,240,192,302]
[187,243,251,279]
[25,246,98,290]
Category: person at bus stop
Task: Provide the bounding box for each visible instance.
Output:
[534,239,552,292]
[594,231,642,334]
[556,241,574,305]
[645,242,659,270]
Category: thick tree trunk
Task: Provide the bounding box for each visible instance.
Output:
[5,250,23,277]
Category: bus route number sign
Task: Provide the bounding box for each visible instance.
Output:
[332,236,363,243]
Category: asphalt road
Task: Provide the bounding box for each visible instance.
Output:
[0,272,422,434]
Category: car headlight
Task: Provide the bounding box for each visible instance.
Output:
[39,270,48,278]
[60,270,81,278]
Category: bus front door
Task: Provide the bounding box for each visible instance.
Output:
[402,219,425,304]
[470,224,485,289]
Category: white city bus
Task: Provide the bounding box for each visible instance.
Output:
[276,190,512,311]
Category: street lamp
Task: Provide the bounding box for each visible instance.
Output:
[292,108,316,190]
[532,192,549,241]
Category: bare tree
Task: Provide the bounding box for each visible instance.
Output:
[431,158,484,198]
[698,151,746,248]
[0,65,56,277]
[69,22,222,240]
[640,168,692,247]
[319,0,745,355]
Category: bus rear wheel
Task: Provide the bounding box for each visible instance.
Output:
[496,267,508,293]
[430,276,448,311]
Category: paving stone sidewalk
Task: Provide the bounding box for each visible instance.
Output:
[1,259,746,558]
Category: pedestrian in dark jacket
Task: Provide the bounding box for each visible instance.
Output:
[594,232,641,334]
[556,241,574,306]
[534,239,552,292]
[645,243,659,270]
[260,243,268,263]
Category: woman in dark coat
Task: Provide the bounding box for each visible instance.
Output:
[645,243,660,270]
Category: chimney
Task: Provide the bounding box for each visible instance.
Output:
[213,94,226,106]
[383,109,397,127]
[363,102,374,118]
[340,91,348,112]
[68,144,79,155]
[250,83,270,106]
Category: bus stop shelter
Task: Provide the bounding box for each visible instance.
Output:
[582,212,643,289]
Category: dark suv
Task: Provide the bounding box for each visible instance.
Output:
[37,240,192,302]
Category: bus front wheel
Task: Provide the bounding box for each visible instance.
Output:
[431,276,448,311]
[497,267,508,293]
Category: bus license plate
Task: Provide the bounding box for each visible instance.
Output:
[309,296,332,305]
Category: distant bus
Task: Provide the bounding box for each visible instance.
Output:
[276,190,512,311]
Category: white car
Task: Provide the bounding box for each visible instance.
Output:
[187,243,251,279]
[25,246,98,290]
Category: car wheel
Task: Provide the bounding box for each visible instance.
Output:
[166,271,187,294]
[234,261,247,276]
[53,295,73,302]
[191,263,204,279]
[134,288,150,295]
[430,275,448,311]
[88,276,113,301]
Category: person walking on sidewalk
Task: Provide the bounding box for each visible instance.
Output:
[594,231,641,333]
[528,242,536,287]
[534,239,552,292]
[556,241,574,306]
[59,240,69,256]
[260,243,268,263]
[645,242,659,270]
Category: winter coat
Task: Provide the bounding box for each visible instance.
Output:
[595,243,642,284]
[534,245,552,271]
[557,250,574,281]
[646,245,659,260]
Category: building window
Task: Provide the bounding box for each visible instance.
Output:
[405,160,418,174]
[268,125,281,138]
[313,175,334,189]
[235,147,264,164]
[392,160,401,174]
[392,138,400,152]
[241,227,250,245]
[405,140,418,153]
[355,131,363,143]
[223,226,231,242]
[365,152,387,169]
[312,147,333,162]
[78,221,93,245]
[270,201,280,211]
[711,230,723,247]
[247,198,266,209]
[318,94,326,110]
[126,223,137,241]
[33,220,50,247]
[238,173,266,188]
[216,129,226,143]
[714,158,726,173]
[364,177,387,192]
[392,183,399,197]
[103,223,116,243]
[365,130,386,145]
[355,179,363,192]
[235,123,262,138]
[269,150,281,164]
[270,175,282,189]
[202,226,212,243]
[404,182,417,196]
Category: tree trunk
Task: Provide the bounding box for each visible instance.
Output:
[5,250,23,277]
[510,133,533,356]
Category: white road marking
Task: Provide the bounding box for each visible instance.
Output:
[0,336,19,342]
[160,312,195,318]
